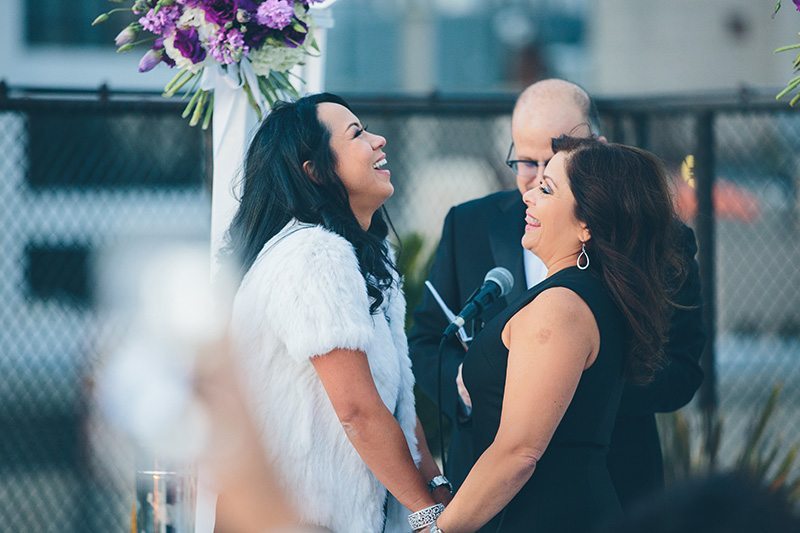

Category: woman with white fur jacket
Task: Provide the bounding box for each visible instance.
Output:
[222,93,451,533]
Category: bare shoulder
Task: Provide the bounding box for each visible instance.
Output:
[504,286,598,353]
[516,286,594,325]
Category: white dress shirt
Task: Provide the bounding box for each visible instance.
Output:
[524,248,548,289]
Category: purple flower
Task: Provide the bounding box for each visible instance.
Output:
[255,0,294,30]
[200,0,239,26]
[794,0,800,12]
[138,48,164,72]
[115,25,137,47]
[209,28,248,64]
[242,22,270,49]
[139,5,181,35]
[173,26,207,64]
[282,17,308,48]
[238,0,258,12]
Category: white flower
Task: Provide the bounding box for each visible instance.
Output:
[249,43,306,76]
[179,7,220,42]
[163,33,208,73]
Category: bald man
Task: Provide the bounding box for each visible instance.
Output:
[409,79,705,510]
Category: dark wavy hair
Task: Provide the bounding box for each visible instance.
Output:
[552,136,687,384]
[223,93,396,314]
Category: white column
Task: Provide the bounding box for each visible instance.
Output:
[402,0,435,93]
[208,77,258,274]
[302,1,338,94]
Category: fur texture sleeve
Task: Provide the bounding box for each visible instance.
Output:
[254,226,375,362]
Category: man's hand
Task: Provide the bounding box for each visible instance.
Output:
[456,363,472,409]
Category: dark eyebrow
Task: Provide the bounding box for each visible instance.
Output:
[543,175,558,189]
[346,122,361,133]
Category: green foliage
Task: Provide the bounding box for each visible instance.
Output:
[394,233,450,456]
[658,385,800,502]
[773,2,800,106]
[395,232,436,331]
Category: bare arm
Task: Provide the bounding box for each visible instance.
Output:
[436,288,599,533]
[415,417,441,482]
[414,417,453,506]
[311,349,436,513]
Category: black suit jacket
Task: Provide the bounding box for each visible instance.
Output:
[408,189,706,509]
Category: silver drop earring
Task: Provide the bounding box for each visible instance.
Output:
[577,242,590,270]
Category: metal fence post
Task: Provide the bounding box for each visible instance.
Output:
[610,113,624,144]
[695,110,718,465]
[632,112,650,150]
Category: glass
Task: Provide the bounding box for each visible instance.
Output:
[135,463,196,533]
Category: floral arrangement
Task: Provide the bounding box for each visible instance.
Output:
[773,1,800,106]
[94,0,323,128]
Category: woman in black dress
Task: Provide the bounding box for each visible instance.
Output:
[429,136,687,533]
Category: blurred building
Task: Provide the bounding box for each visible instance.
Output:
[0,0,174,89]
[590,0,800,96]
[1,0,588,93]
[3,0,798,96]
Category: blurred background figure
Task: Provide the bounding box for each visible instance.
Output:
[93,232,303,533]
[597,471,800,533]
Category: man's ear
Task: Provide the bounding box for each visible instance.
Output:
[302,160,319,183]
[597,135,608,144]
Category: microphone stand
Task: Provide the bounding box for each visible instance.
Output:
[437,335,449,476]
[439,313,484,476]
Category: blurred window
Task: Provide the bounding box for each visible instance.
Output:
[24,0,135,47]
[27,110,204,189]
[25,244,91,306]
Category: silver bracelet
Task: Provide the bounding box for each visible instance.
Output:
[407,503,445,530]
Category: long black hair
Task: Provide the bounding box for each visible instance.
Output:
[223,93,395,314]
[552,135,687,384]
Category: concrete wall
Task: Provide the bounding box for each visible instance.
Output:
[589,0,800,96]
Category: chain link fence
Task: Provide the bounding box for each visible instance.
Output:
[600,98,800,476]
[0,89,210,531]
[0,87,798,530]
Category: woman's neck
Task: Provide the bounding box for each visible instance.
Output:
[546,255,580,277]
[350,203,377,231]
[355,212,372,230]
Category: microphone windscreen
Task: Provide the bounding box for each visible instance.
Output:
[484,267,514,297]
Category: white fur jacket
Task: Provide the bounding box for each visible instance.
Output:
[231,220,419,533]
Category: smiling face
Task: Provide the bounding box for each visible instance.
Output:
[521,151,591,271]
[316,103,393,227]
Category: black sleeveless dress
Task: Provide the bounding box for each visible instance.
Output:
[461,266,627,532]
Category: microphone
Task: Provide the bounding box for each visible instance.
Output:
[443,267,514,338]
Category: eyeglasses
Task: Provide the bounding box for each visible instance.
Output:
[504,122,595,178]
[504,143,549,178]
